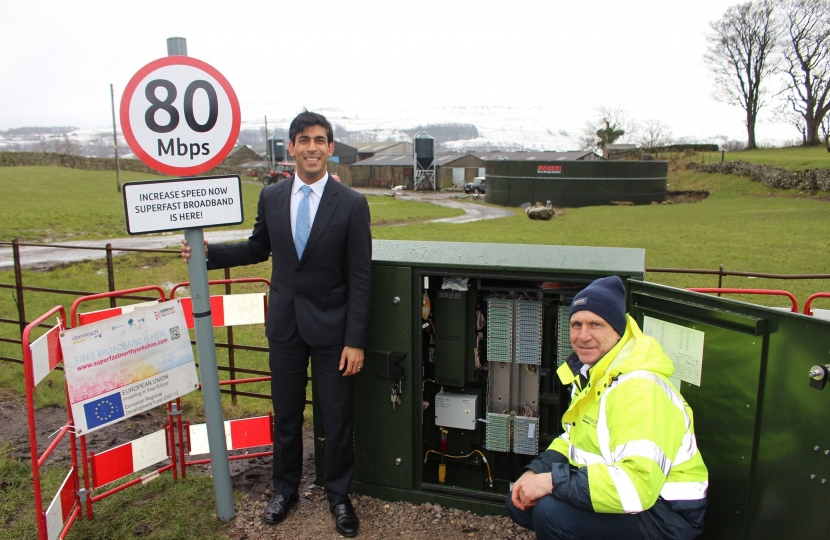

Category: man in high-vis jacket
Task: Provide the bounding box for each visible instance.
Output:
[507,276,708,540]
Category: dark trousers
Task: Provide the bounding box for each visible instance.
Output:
[268,331,356,509]
[506,493,644,540]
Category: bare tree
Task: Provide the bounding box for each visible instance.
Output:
[706,1,780,149]
[774,104,808,142]
[55,134,83,155]
[778,0,830,146]
[821,114,830,150]
[34,134,84,155]
[636,119,674,150]
[581,107,634,153]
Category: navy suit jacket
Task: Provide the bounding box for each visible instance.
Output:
[207,175,372,349]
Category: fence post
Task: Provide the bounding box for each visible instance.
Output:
[12,238,26,336]
[717,264,724,296]
[224,268,237,406]
[106,243,116,308]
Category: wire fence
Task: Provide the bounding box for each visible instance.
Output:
[3,239,830,402]
[0,239,280,404]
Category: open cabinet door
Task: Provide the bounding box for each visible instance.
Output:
[628,281,830,540]
[313,265,415,491]
[351,265,414,490]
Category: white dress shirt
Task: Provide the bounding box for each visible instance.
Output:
[290,173,328,241]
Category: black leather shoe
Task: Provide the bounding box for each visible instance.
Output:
[331,500,359,537]
[262,493,299,525]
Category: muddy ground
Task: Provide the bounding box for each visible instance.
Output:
[2,391,531,539]
[665,191,710,204]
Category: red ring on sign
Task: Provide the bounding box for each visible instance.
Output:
[120,56,241,176]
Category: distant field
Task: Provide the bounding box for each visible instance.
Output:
[722,145,830,170]
[373,166,830,307]
[0,166,462,241]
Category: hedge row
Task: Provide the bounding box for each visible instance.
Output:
[0,152,238,176]
[688,160,830,192]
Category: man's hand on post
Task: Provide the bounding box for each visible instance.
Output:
[180,239,209,263]
[511,470,554,511]
[339,346,364,377]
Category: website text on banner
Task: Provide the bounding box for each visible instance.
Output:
[59,299,199,434]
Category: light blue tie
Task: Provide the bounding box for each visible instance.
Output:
[294,185,312,258]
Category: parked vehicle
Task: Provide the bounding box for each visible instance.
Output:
[464,177,486,194]
[262,162,296,186]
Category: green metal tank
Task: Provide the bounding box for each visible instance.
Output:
[485,160,668,207]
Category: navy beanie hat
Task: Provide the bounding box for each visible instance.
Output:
[569,276,627,337]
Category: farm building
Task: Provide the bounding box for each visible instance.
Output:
[350,153,486,189]
[331,141,358,165]
[249,143,267,160]
[350,154,413,188]
[437,154,486,188]
[355,141,413,161]
[604,143,638,159]
[223,145,262,167]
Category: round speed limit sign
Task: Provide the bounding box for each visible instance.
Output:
[120,56,241,176]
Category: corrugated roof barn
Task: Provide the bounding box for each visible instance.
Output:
[355,141,413,161]
[350,153,485,189]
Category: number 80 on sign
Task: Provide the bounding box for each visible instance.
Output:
[120,56,241,176]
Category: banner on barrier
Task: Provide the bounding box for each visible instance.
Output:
[60,299,198,434]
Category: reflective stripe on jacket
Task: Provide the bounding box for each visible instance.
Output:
[546,315,708,536]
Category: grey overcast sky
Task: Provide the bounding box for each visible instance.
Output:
[0,0,799,144]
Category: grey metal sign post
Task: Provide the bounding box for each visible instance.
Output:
[183,226,235,522]
[118,37,241,522]
[167,38,235,523]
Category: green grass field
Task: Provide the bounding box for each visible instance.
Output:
[0,166,463,242]
[1,161,830,538]
[657,145,830,170]
[723,145,830,170]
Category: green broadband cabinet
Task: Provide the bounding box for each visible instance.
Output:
[311,240,830,539]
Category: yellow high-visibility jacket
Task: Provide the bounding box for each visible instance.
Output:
[526,315,708,539]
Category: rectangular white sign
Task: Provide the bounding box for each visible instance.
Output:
[123,175,243,234]
[643,316,705,387]
[59,299,199,435]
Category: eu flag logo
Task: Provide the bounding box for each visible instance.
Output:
[83,392,125,429]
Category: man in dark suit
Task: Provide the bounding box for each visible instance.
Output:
[181,111,371,537]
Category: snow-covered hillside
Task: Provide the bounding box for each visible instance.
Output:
[0,106,740,158]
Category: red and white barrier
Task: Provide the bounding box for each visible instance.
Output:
[78,294,265,329]
[26,284,271,537]
[179,293,266,329]
[90,429,169,487]
[22,306,80,540]
[30,324,63,386]
[188,416,272,455]
[77,300,160,325]
[44,469,78,540]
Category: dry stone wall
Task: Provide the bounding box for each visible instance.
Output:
[688,160,830,192]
